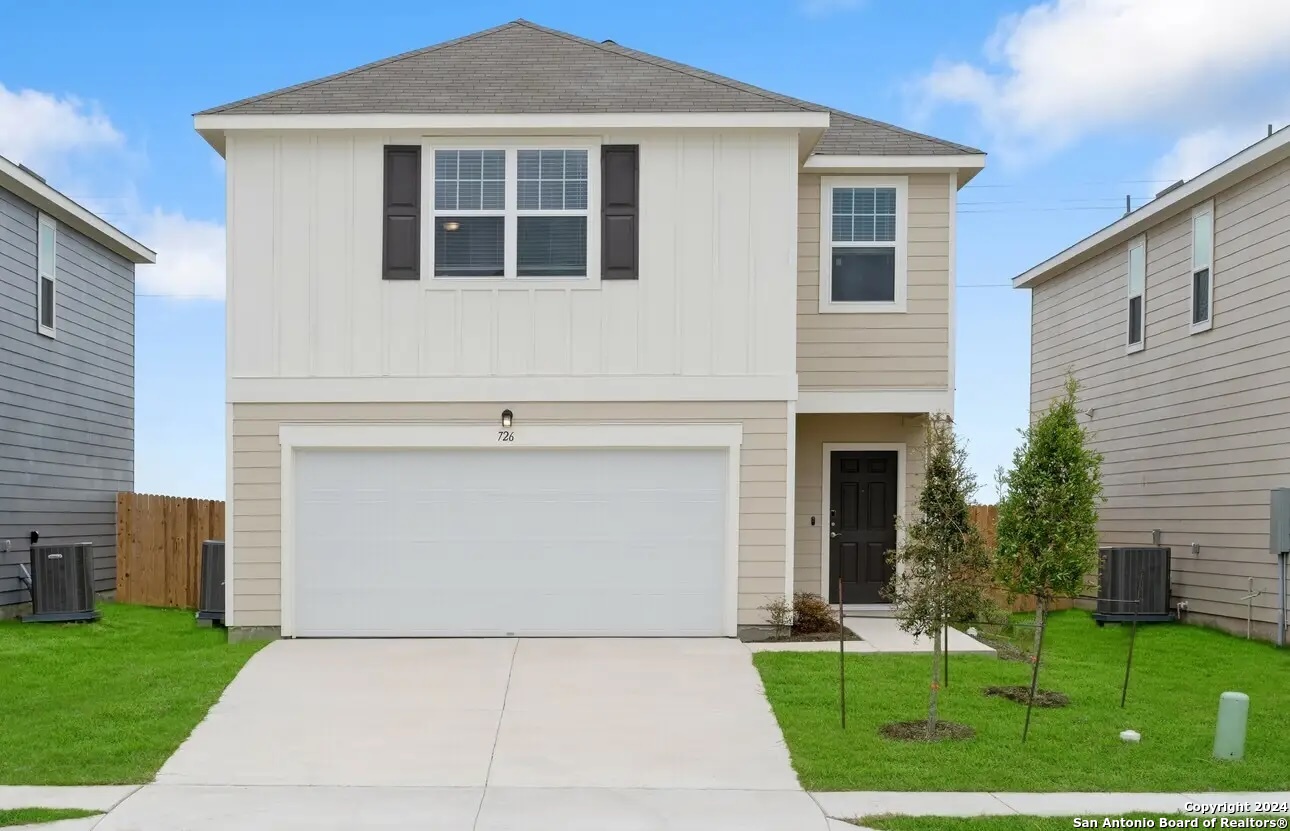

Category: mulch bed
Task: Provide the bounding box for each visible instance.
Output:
[879,720,976,742]
[984,684,1070,708]
[766,625,861,642]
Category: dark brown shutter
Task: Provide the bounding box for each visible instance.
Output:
[383,146,420,280]
[601,145,639,280]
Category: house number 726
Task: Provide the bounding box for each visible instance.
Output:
[497,431,515,442]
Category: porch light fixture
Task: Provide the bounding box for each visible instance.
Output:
[501,409,513,428]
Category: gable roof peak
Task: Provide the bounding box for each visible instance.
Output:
[195,20,980,157]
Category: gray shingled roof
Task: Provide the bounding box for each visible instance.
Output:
[199,20,980,157]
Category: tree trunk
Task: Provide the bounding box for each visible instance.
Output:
[1032,596,1046,658]
[928,621,941,739]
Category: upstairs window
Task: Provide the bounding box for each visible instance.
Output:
[517,149,588,277]
[820,177,907,313]
[1127,235,1146,352]
[1190,201,1214,333]
[434,149,505,277]
[37,214,56,337]
[431,145,594,280]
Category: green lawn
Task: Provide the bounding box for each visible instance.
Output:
[0,604,265,785]
[0,808,101,827]
[754,611,1290,792]
[853,816,1286,830]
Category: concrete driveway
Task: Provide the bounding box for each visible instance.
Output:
[99,638,826,830]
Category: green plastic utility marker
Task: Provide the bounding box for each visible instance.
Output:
[1213,691,1249,760]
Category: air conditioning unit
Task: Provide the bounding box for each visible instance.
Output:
[196,540,225,626]
[1093,546,1175,624]
[22,543,100,623]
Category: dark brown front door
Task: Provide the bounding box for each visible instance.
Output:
[828,450,898,604]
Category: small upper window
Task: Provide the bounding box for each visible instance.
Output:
[1127,236,1146,352]
[1190,201,1214,333]
[37,214,56,337]
[820,178,907,313]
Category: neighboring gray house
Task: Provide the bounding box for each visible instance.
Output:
[0,156,155,616]
[1014,127,1290,642]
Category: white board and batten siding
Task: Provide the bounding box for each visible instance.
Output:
[1029,155,1290,635]
[225,130,798,391]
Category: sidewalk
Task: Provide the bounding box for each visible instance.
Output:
[813,790,1290,826]
[0,786,139,812]
[0,786,140,831]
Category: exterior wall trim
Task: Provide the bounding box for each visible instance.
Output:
[196,112,830,154]
[804,153,986,179]
[1013,126,1290,289]
[819,441,906,599]
[797,388,950,414]
[947,170,958,414]
[0,156,155,264]
[277,421,744,638]
[232,375,798,403]
[784,400,797,603]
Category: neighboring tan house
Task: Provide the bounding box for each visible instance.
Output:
[0,155,155,617]
[1014,126,1290,642]
[194,20,984,640]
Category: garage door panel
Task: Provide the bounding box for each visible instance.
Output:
[293,448,728,636]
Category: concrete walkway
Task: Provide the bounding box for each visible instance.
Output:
[0,786,138,812]
[0,786,139,831]
[813,791,1290,826]
[748,621,995,654]
[97,638,827,830]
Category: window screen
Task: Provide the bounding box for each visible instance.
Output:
[434,150,504,211]
[832,187,897,243]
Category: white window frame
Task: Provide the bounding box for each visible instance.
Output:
[36,213,57,338]
[818,176,908,314]
[422,137,601,287]
[1189,200,1214,334]
[1126,234,1146,354]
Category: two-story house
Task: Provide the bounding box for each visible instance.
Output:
[0,155,155,616]
[195,20,984,640]
[1014,126,1290,643]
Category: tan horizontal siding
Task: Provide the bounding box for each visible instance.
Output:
[1029,155,1290,634]
[797,172,952,391]
[231,400,789,629]
[792,413,926,595]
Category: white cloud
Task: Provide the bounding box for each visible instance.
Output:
[798,0,863,17]
[0,84,122,171]
[1149,124,1279,184]
[0,84,225,301]
[919,0,1290,157]
[135,210,226,300]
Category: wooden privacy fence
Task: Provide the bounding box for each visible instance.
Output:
[971,503,1076,613]
[116,492,224,609]
[970,504,998,549]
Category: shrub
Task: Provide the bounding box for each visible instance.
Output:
[761,595,792,639]
[792,592,838,635]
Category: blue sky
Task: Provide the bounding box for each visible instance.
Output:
[2,0,1286,500]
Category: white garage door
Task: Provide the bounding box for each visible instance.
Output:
[291,448,728,637]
